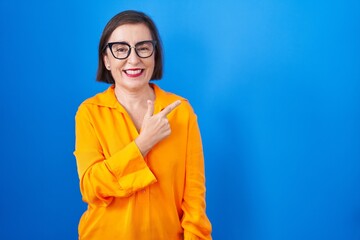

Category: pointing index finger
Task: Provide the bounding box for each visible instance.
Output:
[160,100,181,117]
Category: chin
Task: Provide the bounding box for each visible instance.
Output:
[117,79,150,90]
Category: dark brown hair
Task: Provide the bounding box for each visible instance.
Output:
[96,10,163,83]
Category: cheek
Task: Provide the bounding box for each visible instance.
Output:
[147,57,156,71]
[146,63,155,77]
[110,60,125,71]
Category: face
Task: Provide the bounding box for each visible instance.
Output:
[104,23,155,91]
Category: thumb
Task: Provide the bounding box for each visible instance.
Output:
[144,100,154,119]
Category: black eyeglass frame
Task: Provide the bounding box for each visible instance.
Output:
[104,40,157,60]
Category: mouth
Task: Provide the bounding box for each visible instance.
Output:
[123,68,144,78]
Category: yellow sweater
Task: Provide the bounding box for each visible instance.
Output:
[74,84,212,240]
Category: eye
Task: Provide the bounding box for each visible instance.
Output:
[110,43,129,54]
[137,43,151,50]
[114,46,128,53]
[134,42,154,58]
[139,46,150,51]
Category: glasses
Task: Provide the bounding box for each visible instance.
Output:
[105,40,157,60]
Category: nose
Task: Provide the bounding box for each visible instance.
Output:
[127,47,140,65]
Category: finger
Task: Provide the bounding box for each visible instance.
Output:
[144,100,154,119]
[160,100,181,117]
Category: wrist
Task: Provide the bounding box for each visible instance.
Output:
[135,135,152,156]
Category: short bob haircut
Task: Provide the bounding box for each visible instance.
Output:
[96,10,163,83]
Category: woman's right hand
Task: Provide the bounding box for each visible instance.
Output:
[135,100,181,156]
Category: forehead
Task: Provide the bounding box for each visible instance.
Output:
[108,23,152,42]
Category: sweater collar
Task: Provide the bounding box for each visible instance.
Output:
[85,83,177,114]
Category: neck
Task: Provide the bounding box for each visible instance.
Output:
[114,83,155,109]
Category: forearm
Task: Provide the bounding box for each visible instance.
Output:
[181,114,212,239]
[75,106,157,205]
[181,152,212,240]
[76,141,157,206]
[134,135,153,157]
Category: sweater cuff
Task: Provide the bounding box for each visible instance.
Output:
[104,141,157,193]
[184,231,200,240]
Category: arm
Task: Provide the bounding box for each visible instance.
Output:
[181,111,212,240]
[74,105,157,207]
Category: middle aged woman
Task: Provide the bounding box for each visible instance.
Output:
[74,10,212,240]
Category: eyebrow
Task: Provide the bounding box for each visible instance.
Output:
[108,40,153,45]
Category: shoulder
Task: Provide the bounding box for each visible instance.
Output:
[152,84,196,117]
[76,85,116,117]
[82,85,116,107]
[153,84,185,101]
[78,86,116,108]
[152,83,189,104]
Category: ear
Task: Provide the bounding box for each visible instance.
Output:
[103,54,111,70]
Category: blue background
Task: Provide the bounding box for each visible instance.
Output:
[0,0,359,239]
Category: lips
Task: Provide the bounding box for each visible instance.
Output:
[123,68,144,78]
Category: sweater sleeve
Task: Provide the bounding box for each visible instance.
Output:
[181,109,212,240]
[74,105,157,207]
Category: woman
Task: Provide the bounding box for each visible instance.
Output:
[74,10,212,240]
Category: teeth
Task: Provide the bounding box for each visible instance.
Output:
[125,69,142,75]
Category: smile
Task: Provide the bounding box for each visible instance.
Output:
[123,69,144,77]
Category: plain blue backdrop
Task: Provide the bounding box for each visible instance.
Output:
[0,0,359,239]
